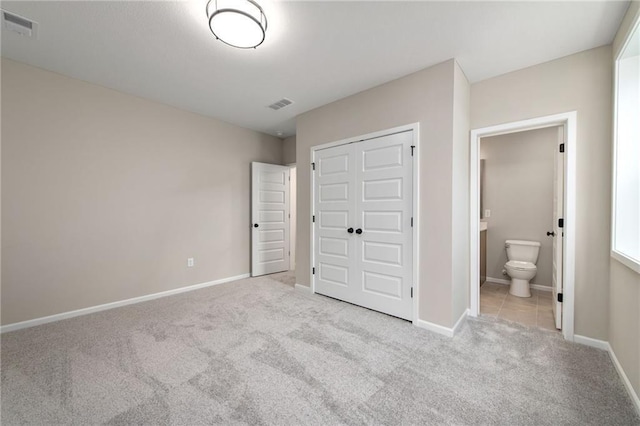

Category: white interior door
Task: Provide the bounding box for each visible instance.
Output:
[251,162,290,277]
[314,131,413,320]
[552,127,565,329]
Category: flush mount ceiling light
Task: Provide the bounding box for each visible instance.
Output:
[206,0,267,49]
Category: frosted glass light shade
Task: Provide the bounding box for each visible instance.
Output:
[206,0,267,49]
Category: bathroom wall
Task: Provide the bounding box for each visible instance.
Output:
[480,126,558,288]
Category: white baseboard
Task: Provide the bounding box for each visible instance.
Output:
[574,334,610,350]
[573,335,640,416]
[608,343,640,416]
[452,309,470,335]
[294,283,313,294]
[415,309,469,338]
[0,273,250,334]
[485,277,552,292]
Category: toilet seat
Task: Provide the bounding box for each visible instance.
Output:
[505,260,536,271]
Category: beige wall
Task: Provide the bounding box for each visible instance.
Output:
[609,0,640,399]
[283,136,296,165]
[451,62,471,321]
[480,127,557,287]
[471,45,613,340]
[1,59,283,325]
[297,59,470,328]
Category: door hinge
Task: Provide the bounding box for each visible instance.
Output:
[557,293,563,303]
[312,215,315,223]
[410,287,413,298]
[559,143,565,153]
[410,145,416,156]
[411,217,413,227]
[558,218,564,228]
[312,162,316,171]
[312,267,315,275]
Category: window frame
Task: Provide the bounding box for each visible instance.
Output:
[612,12,640,274]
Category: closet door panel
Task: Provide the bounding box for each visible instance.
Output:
[355,132,413,320]
[314,143,357,302]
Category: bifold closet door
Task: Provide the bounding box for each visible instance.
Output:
[314,131,413,320]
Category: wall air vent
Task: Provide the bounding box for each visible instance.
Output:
[1,10,37,38]
[267,98,294,111]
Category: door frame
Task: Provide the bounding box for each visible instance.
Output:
[287,164,297,271]
[469,112,577,341]
[310,123,421,324]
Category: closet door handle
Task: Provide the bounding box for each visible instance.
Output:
[347,227,354,234]
[546,231,555,236]
[355,228,363,235]
[254,223,259,228]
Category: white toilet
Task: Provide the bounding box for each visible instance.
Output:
[504,240,540,298]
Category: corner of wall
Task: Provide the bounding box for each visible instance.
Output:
[451,61,472,323]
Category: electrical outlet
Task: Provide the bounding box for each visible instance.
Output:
[484,209,491,218]
[187,258,194,267]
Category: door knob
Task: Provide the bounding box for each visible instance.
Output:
[254,223,259,228]
[347,227,354,233]
[355,228,363,235]
[546,231,555,236]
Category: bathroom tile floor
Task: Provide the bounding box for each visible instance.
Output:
[480,282,558,331]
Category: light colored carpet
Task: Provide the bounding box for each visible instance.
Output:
[1,271,638,425]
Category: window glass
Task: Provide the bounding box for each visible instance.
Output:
[613,18,640,272]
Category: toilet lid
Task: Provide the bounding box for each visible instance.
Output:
[506,260,536,271]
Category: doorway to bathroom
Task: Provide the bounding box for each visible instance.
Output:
[469,112,577,342]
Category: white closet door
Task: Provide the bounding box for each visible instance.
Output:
[313,131,413,321]
[354,132,413,320]
[251,162,290,277]
[314,144,357,301]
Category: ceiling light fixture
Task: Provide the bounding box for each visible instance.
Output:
[206,0,267,49]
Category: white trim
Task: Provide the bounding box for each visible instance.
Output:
[452,309,469,335]
[469,111,577,343]
[415,309,468,338]
[573,335,640,415]
[411,125,421,326]
[415,319,455,337]
[485,277,552,292]
[413,309,469,337]
[294,283,313,294]
[611,11,640,275]
[574,334,610,351]
[611,249,640,274]
[608,343,640,415]
[310,123,421,324]
[0,273,250,334]
[485,277,511,285]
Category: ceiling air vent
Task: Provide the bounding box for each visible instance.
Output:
[1,10,37,38]
[268,98,294,111]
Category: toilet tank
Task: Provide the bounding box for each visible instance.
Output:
[505,240,540,263]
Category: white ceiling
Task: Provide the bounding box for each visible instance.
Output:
[1,1,630,138]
